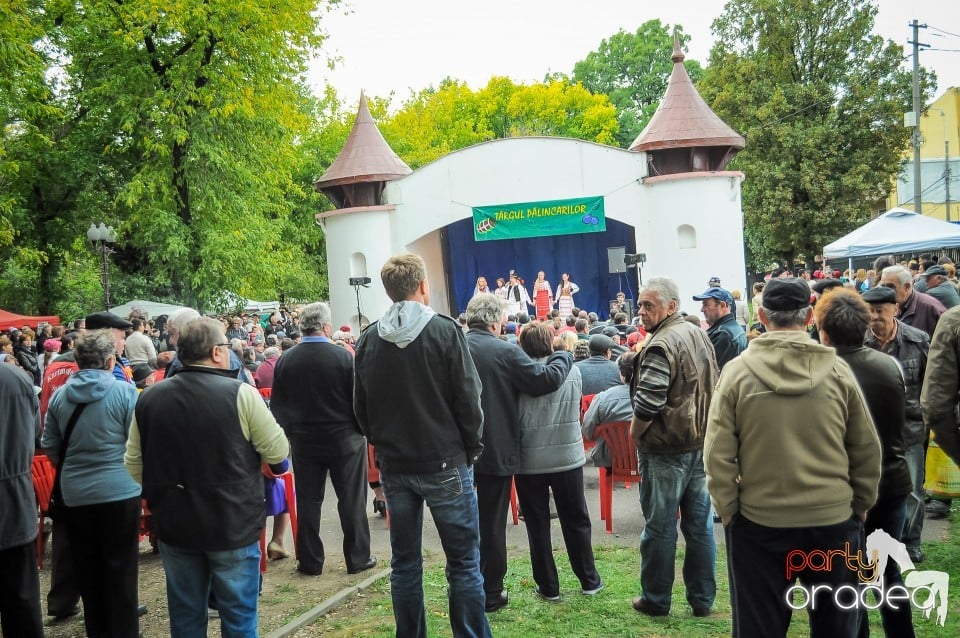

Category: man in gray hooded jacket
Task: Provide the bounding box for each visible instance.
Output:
[354,252,490,638]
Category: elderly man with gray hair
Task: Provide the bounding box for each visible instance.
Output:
[879,264,945,338]
[464,292,573,612]
[270,302,376,576]
[630,276,719,618]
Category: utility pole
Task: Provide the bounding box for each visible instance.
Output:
[909,20,928,215]
[947,138,952,222]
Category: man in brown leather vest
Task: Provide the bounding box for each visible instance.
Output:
[629,276,719,618]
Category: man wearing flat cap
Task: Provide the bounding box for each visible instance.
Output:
[574,334,621,395]
[692,287,746,370]
[922,264,960,309]
[84,311,133,383]
[863,285,930,562]
[705,278,881,637]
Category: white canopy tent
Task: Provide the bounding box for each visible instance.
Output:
[823,208,960,260]
[109,299,192,319]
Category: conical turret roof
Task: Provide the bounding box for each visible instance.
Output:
[315,92,411,189]
[629,36,744,153]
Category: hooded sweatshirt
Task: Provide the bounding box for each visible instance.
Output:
[41,368,141,507]
[704,330,881,528]
[355,302,484,474]
[377,300,436,348]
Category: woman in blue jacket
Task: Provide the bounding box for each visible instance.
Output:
[43,330,141,638]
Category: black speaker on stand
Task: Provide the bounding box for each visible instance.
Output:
[607,247,626,274]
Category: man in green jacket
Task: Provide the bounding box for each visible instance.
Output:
[704,277,881,638]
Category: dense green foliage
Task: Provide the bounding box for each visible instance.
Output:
[377,77,619,170]
[699,0,927,270]
[1,0,335,316]
[573,20,704,148]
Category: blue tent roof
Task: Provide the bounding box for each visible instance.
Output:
[823,208,960,258]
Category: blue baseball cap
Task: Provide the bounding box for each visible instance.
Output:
[692,287,734,305]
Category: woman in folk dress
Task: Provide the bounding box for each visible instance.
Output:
[555,272,580,319]
[532,271,553,320]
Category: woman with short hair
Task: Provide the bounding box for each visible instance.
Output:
[515,322,602,600]
[42,330,141,637]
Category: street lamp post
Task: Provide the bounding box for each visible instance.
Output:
[87,222,117,310]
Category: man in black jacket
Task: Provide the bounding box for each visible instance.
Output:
[271,301,375,577]
[354,252,490,638]
[815,289,916,637]
[464,293,573,612]
[863,286,931,561]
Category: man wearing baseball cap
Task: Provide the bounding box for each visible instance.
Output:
[922,264,960,309]
[705,278,880,636]
[692,287,746,371]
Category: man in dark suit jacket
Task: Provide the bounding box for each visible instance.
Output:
[271,302,376,577]
[464,293,573,613]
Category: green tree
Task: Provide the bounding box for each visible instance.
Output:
[573,20,704,148]
[0,0,336,315]
[379,77,618,169]
[699,0,926,270]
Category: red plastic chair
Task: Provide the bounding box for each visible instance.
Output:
[594,421,640,534]
[31,453,56,568]
[580,393,597,452]
[258,386,272,406]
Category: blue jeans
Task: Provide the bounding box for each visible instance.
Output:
[638,450,716,611]
[159,540,260,638]
[381,464,491,638]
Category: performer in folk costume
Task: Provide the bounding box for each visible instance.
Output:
[555,272,580,319]
[494,277,508,301]
[533,271,553,320]
[473,276,490,298]
[505,271,532,317]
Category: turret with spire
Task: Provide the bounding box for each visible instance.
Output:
[314,92,411,209]
[630,33,745,176]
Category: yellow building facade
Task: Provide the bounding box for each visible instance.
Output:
[887,87,960,221]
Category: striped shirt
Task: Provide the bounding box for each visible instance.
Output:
[632,347,670,420]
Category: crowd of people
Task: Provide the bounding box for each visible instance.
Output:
[2,249,960,638]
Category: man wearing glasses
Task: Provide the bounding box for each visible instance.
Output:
[125,317,289,637]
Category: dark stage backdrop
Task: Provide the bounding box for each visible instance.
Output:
[445,217,638,319]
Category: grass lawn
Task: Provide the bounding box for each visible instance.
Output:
[309,516,958,637]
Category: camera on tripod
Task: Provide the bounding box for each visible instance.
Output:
[349,277,371,286]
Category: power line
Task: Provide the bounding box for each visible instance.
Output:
[926,48,960,53]
[927,25,960,39]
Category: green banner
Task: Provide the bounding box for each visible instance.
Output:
[472,196,605,241]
